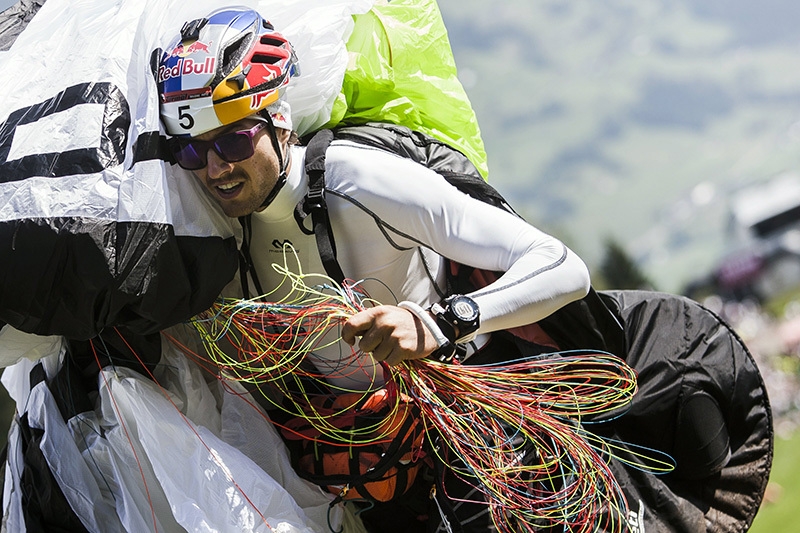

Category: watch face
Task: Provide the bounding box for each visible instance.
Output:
[451,296,479,322]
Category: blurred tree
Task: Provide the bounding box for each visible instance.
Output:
[596,237,655,290]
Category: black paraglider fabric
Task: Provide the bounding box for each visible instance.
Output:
[16,364,90,533]
[0,219,238,339]
[10,331,166,532]
[0,6,239,340]
[595,290,773,533]
[0,72,239,340]
[0,82,129,181]
[0,0,44,51]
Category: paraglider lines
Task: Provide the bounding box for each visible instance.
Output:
[184,249,674,533]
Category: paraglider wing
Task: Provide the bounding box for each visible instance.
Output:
[0,0,244,339]
[0,0,378,340]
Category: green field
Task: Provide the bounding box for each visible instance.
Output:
[749,429,800,532]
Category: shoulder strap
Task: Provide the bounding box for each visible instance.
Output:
[294,128,345,285]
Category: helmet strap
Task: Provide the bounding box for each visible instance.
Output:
[259,116,289,209]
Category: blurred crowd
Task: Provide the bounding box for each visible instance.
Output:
[703,295,800,439]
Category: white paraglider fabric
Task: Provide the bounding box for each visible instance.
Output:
[0,0,373,230]
[1,333,368,533]
[0,0,376,530]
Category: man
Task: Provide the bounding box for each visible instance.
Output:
[158,6,591,531]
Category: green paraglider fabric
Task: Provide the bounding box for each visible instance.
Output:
[327,0,489,178]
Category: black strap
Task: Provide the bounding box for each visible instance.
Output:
[180,17,208,42]
[294,129,346,284]
[237,214,264,298]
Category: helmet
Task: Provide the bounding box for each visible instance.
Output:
[157,7,299,137]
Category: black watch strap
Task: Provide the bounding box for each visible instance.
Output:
[429,342,466,363]
[429,294,480,345]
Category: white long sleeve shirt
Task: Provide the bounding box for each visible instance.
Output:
[244,140,590,388]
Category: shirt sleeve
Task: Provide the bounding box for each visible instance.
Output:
[326,143,591,335]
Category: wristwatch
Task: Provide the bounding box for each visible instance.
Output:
[430,294,481,345]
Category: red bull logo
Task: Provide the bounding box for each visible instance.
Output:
[184,40,211,55]
[168,40,212,58]
[158,57,216,83]
[168,43,185,57]
[251,92,271,110]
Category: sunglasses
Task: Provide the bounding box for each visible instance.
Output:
[169,121,267,170]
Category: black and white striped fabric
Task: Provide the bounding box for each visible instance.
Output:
[0,0,369,339]
[0,1,376,532]
[0,0,240,339]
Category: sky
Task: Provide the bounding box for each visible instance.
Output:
[0,0,14,12]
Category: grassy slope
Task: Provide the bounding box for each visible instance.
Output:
[749,430,800,532]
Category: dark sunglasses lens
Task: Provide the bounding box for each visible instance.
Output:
[173,141,207,170]
[214,131,256,163]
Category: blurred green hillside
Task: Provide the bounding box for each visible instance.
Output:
[749,430,800,533]
[440,0,800,293]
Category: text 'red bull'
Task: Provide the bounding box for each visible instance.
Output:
[158,57,216,83]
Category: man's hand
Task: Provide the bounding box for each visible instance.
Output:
[341,305,440,366]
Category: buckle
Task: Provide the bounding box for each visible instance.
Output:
[428,342,466,364]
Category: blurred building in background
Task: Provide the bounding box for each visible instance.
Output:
[685,172,800,303]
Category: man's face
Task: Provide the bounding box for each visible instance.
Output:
[189,118,289,218]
